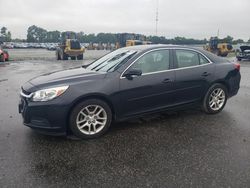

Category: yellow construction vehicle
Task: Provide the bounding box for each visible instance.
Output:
[115,33,151,49]
[126,40,143,47]
[204,37,233,57]
[56,39,85,60]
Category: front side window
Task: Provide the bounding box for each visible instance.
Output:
[175,50,199,68]
[130,50,170,74]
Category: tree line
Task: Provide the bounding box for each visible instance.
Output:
[1,25,250,45]
[0,27,12,42]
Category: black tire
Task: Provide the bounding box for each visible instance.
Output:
[57,52,61,60]
[0,54,5,62]
[77,54,83,60]
[71,56,76,60]
[222,53,228,57]
[215,50,220,56]
[69,99,112,139]
[63,53,68,60]
[202,83,228,114]
[237,58,242,61]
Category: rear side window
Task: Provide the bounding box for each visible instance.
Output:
[200,49,230,63]
[175,50,199,68]
[199,54,210,65]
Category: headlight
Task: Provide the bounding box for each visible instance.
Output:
[32,86,69,102]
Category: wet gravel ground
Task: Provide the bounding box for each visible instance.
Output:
[0,51,250,187]
[7,49,109,61]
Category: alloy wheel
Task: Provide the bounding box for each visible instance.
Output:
[76,105,107,135]
[208,88,226,111]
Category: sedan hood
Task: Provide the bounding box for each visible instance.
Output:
[24,67,106,92]
[240,45,250,52]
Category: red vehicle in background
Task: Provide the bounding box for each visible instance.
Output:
[0,47,9,62]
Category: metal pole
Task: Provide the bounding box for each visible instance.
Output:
[156,0,159,36]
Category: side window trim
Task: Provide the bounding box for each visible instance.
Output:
[134,49,170,75]
[173,49,212,70]
[199,54,210,65]
[120,48,212,79]
[121,48,172,77]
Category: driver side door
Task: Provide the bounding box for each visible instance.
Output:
[118,49,176,118]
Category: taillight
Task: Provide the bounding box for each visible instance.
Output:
[234,63,240,71]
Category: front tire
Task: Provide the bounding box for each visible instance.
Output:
[69,99,112,139]
[203,83,228,114]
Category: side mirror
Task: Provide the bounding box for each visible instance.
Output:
[123,69,142,80]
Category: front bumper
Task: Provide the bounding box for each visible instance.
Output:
[18,95,69,136]
[236,52,250,60]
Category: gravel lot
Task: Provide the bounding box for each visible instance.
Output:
[0,49,250,187]
[7,48,109,61]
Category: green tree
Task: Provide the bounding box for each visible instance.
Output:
[233,39,244,44]
[84,34,97,43]
[46,31,61,42]
[0,27,11,42]
[96,33,116,43]
[6,31,11,42]
[61,31,77,41]
[221,35,233,43]
[76,31,85,42]
[27,25,47,42]
[1,27,7,35]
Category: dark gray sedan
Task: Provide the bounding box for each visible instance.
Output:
[19,45,241,139]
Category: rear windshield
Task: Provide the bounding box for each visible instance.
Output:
[70,40,81,49]
[86,49,137,72]
[199,49,231,63]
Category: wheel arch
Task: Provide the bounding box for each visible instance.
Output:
[203,80,230,102]
[210,80,230,93]
[66,93,116,134]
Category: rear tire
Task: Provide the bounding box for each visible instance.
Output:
[63,53,68,60]
[57,52,61,60]
[215,50,220,56]
[77,54,83,60]
[202,83,228,114]
[69,99,112,139]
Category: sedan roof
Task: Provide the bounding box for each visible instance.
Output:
[123,44,230,63]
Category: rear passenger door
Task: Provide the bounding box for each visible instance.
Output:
[173,49,215,105]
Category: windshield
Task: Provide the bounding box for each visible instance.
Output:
[86,49,137,72]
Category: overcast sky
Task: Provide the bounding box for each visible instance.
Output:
[0,0,249,40]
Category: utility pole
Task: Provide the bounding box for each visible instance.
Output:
[155,0,159,36]
[217,29,220,38]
